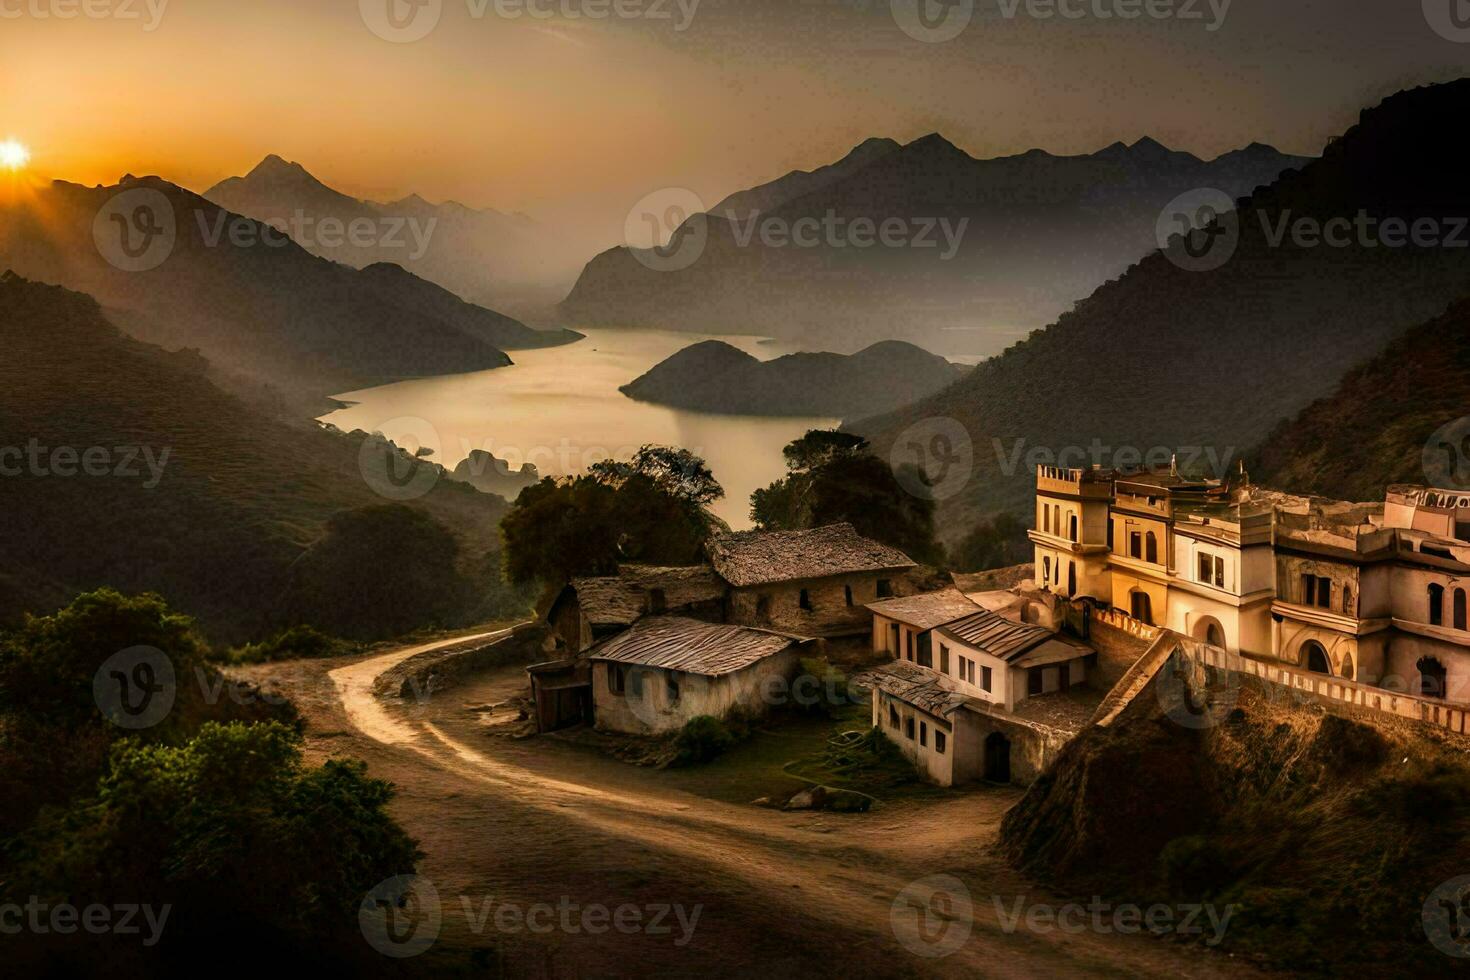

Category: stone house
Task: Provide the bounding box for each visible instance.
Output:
[866,588,982,663]
[543,564,726,654]
[707,523,919,637]
[586,616,817,735]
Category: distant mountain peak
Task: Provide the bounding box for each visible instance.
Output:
[246,154,315,180]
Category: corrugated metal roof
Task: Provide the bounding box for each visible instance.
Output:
[585,616,804,676]
[706,523,916,588]
[865,589,981,630]
[938,609,1055,663]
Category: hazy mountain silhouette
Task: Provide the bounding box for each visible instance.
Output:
[620,339,965,417]
[852,79,1470,531]
[0,272,519,642]
[561,134,1309,355]
[207,155,582,315]
[0,176,571,406]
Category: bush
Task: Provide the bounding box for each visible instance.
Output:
[224,624,344,665]
[673,715,739,765]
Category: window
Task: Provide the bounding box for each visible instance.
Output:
[1043,505,1051,533]
[1027,669,1043,696]
[799,588,812,611]
[919,722,928,747]
[1043,556,1052,583]
[888,704,900,728]
[1457,589,1468,631]
[906,631,914,661]
[1430,583,1445,625]
[981,665,992,692]
[648,588,667,614]
[1145,531,1159,564]
[904,717,915,740]
[1069,514,1078,542]
[1129,531,1142,559]
[756,594,771,623]
[1199,553,1212,583]
[1316,576,1331,609]
[935,731,947,754]
[939,644,950,674]
[877,579,893,598]
[917,642,932,668]
[665,672,680,703]
[609,664,626,695]
[844,585,853,607]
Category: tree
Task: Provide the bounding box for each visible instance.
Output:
[951,513,1031,573]
[752,429,944,567]
[5,722,420,973]
[502,446,726,586]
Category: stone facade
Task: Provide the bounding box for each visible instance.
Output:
[727,571,915,637]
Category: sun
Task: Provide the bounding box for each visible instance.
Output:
[0,139,30,171]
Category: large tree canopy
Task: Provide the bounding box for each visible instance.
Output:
[502,445,726,586]
[751,430,944,567]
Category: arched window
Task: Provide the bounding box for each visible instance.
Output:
[1303,642,1331,676]
[1206,622,1225,648]
[1145,531,1159,564]
[1129,590,1153,625]
[1456,589,1468,631]
[1068,514,1078,542]
[1429,584,1445,626]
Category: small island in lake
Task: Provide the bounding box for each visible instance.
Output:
[620,340,966,418]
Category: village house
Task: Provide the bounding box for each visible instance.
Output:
[585,616,817,735]
[707,523,919,637]
[866,588,982,662]
[542,564,726,654]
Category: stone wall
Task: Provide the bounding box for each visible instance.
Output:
[1086,617,1154,690]
[727,571,917,637]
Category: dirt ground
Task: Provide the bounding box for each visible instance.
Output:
[239,632,1266,979]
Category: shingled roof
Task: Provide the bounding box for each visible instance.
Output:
[585,616,807,676]
[853,660,967,716]
[706,523,916,588]
[568,565,726,628]
[866,589,982,630]
[938,609,1063,663]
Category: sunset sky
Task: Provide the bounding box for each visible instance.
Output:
[3,0,1466,245]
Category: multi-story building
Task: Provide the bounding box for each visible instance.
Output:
[1028,465,1113,602]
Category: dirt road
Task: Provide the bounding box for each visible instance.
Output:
[243,637,1262,979]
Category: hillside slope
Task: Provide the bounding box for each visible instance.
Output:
[561,135,1307,354]
[854,79,1470,530]
[1250,298,1470,499]
[1000,678,1470,972]
[0,272,520,643]
[619,340,964,417]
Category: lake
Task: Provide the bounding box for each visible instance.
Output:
[320,329,839,529]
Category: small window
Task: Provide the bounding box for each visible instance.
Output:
[1043,505,1051,533]
[907,631,914,660]
[1145,531,1159,564]
[1027,668,1043,696]
[888,704,900,728]
[1198,553,1212,583]
[904,717,915,740]
[1457,589,1468,632]
[609,664,626,695]
[877,579,894,599]
[935,730,947,754]
[799,588,813,611]
[844,585,853,607]
[1302,574,1316,607]
[1043,556,1051,583]
[756,594,772,622]
[665,672,680,703]
[1069,514,1078,542]
[917,643,932,668]
[981,665,992,692]
[1316,576,1331,609]
[939,644,950,674]
[1129,531,1142,559]
[1214,556,1226,588]
[648,588,667,614]
[1430,583,1445,626]
[919,722,928,747]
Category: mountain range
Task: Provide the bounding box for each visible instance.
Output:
[0,176,577,409]
[620,340,966,417]
[560,134,1310,355]
[206,155,584,316]
[851,79,1470,531]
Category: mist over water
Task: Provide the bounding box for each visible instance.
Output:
[320,328,837,529]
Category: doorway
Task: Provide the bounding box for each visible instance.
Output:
[984,731,1011,783]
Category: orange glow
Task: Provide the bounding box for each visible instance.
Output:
[0,140,29,171]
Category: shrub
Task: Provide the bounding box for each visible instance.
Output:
[673,715,738,765]
[225,624,343,665]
